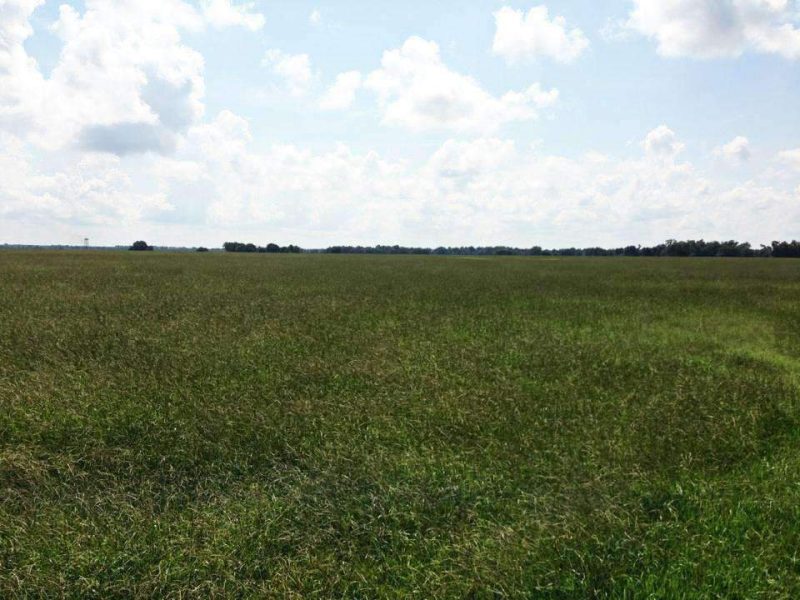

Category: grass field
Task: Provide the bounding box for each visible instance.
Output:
[2,251,800,597]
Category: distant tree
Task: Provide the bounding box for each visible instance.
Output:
[717,240,751,257]
[196,247,209,252]
[223,241,303,253]
[771,240,800,258]
[130,240,153,251]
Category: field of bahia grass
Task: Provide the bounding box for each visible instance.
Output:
[2,251,800,597]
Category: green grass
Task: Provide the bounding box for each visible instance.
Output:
[1,252,800,597]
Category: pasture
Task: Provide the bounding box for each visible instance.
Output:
[1,251,799,597]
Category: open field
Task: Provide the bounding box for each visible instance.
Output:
[2,252,800,597]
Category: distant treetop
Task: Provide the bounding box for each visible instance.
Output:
[223,242,302,253]
[129,241,153,251]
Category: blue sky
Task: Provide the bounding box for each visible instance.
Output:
[2,0,800,247]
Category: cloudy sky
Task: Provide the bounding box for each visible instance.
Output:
[1,0,799,248]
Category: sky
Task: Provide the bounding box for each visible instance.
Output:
[1,0,799,248]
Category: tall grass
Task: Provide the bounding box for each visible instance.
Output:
[1,251,799,597]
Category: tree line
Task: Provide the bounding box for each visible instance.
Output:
[219,239,800,257]
[320,239,800,257]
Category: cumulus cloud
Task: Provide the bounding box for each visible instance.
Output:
[319,71,362,110]
[492,5,590,63]
[643,125,685,158]
[0,133,171,226]
[263,49,313,96]
[79,122,175,155]
[3,113,799,246]
[0,0,48,136]
[0,0,206,154]
[309,9,322,26]
[364,36,558,133]
[136,117,800,246]
[714,136,751,162]
[2,2,798,247]
[174,111,414,230]
[627,0,800,59]
[777,148,800,170]
[201,0,265,31]
[428,138,517,179]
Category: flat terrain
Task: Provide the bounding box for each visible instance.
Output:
[2,252,800,597]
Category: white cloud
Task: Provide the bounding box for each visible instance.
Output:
[309,9,322,26]
[201,0,265,31]
[1,0,206,154]
[714,136,751,162]
[3,115,799,247]
[643,125,685,158]
[0,133,171,226]
[2,2,799,248]
[364,36,558,133]
[174,111,414,231]
[0,0,47,137]
[492,5,590,63]
[627,0,800,59]
[777,148,800,170]
[428,138,517,179]
[319,71,362,110]
[263,49,313,96]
